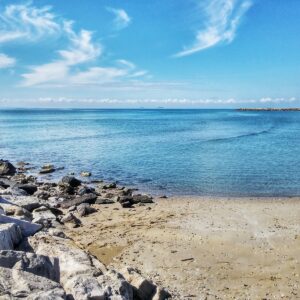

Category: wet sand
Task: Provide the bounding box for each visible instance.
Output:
[65,197,300,299]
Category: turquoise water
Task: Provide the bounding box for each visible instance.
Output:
[0,109,299,196]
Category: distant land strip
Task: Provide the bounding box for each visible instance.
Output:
[237,108,300,111]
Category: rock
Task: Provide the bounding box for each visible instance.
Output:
[81,171,92,177]
[0,215,42,237]
[2,196,41,211]
[28,233,105,299]
[60,193,98,209]
[0,250,60,282]
[95,198,115,205]
[39,164,56,174]
[0,223,22,250]
[59,176,81,188]
[60,212,81,227]
[121,201,133,208]
[98,269,133,300]
[0,160,16,176]
[16,184,37,195]
[77,203,97,217]
[132,194,154,204]
[35,190,50,200]
[68,205,77,212]
[32,206,57,227]
[122,267,168,300]
[48,228,68,239]
[0,203,32,220]
[0,267,65,299]
[78,186,95,196]
[0,187,29,196]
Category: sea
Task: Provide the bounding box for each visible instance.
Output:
[0,108,299,197]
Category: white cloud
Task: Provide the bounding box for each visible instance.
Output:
[107,7,131,30]
[0,53,16,68]
[175,0,252,57]
[0,3,60,43]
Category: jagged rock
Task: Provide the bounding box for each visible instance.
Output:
[0,267,65,299]
[95,198,115,205]
[78,186,95,196]
[60,193,97,209]
[0,223,22,250]
[77,203,97,217]
[60,212,81,227]
[0,160,16,176]
[132,194,154,204]
[0,215,42,237]
[2,196,41,211]
[15,184,37,195]
[28,233,104,299]
[0,250,60,282]
[59,176,81,188]
[98,269,133,300]
[122,267,170,300]
[32,206,57,227]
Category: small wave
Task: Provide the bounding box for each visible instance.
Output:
[205,126,275,143]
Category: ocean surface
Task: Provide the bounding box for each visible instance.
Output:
[0,109,300,197]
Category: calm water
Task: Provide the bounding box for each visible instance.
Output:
[0,109,299,196]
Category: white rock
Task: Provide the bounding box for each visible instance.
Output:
[0,223,22,250]
[0,250,60,282]
[0,215,42,237]
[0,267,65,299]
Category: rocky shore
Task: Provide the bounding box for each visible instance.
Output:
[0,159,171,300]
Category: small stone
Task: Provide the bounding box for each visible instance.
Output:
[81,171,92,177]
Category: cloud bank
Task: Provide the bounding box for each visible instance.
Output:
[175,0,252,57]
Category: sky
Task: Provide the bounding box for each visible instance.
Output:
[0,0,299,108]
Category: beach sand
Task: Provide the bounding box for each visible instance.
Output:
[65,197,300,299]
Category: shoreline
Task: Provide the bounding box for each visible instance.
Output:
[0,160,300,299]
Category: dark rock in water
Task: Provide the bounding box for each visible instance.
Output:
[77,203,97,217]
[60,193,97,208]
[59,176,81,188]
[0,160,16,176]
[39,164,56,174]
[16,184,37,195]
[95,198,115,205]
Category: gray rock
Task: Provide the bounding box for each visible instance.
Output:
[77,203,97,217]
[60,212,81,227]
[0,215,42,237]
[98,270,133,300]
[59,176,81,188]
[61,193,97,208]
[132,194,154,204]
[95,198,115,205]
[0,250,60,282]
[81,171,92,177]
[0,160,16,176]
[15,184,37,195]
[39,164,56,174]
[122,267,168,300]
[0,267,65,299]
[0,223,22,250]
[28,233,104,299]
[32,206,57,226]
[2,196,41,211]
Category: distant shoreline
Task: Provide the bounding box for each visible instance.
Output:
[237,108,300,111]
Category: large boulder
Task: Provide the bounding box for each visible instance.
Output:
[1,196,41,212]
[0,223,22,250]
[0,267,65,299]
[0,250,60,282]
[28,233,105,299]
[32,206,57,227]
[0,215,42,237]
[0,160,16,176]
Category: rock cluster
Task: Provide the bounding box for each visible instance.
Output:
[0,160,170,299]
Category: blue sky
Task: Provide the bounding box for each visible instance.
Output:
[0,0,299,108]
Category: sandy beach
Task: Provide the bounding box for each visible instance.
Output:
[66,197,300,299]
